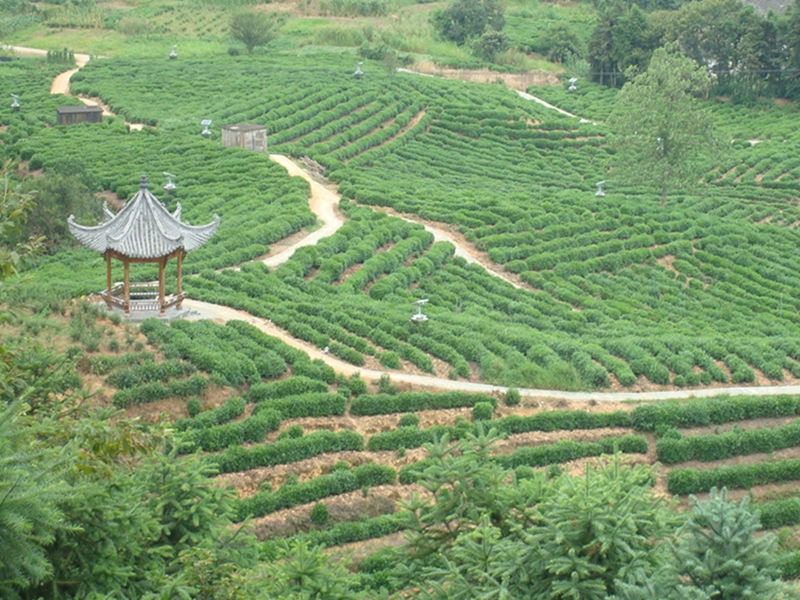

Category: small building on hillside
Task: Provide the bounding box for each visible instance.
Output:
[56,105,104,125]
[222,124,267,152]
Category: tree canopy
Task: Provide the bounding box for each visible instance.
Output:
[229,10,278,54]
[608,45,721,205]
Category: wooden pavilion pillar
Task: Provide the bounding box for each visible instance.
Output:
[104,253,112,310]
[158,256,166,316]
[176,251,184,310]
[123,258,130,316]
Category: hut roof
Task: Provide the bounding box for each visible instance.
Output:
[56,105,103,114]
[222,123,266,132]
[68,175,219,259]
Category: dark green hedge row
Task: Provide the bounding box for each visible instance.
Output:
[657,420,800,464]
[180,409,281,453]
[174,397,247,431]
[236,463,396,521]
[399,435,648,484]
[215,429,364,474]
[494,410,631,434]
[495,435,648,469]
[259,514,402,561]
[630,395,800,431]
[248,376,329,402]
[367,410,632,452]
[112,374,208,408]
[351,391,497,416]
[106,359,196,389]
[756,496,800,530]
[368,425,463,452]
[668,458,800,494]
[251,392,347,420]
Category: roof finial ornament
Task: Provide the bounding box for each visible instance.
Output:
[140,174,148,189]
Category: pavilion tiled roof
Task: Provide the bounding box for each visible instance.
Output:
[68,175,219,259]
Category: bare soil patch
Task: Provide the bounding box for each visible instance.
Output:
[409,61,560,91]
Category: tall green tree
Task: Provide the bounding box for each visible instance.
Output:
[608,44,720,205]
[431,0,505,47]
[229,11,278,54]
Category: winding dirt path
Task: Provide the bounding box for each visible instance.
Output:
[262,155,344,267]
[7,44,146,130]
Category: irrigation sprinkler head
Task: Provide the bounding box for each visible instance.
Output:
[354,62,364,79]
[568,77,578,92]
[169,45,177,60]
[163,172,177,191]
[201,119,212,138]
[411,298,429,323]
[10,94,19,110]
[595,180,606,197]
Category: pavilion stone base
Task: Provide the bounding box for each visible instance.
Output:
[96,302,198,322]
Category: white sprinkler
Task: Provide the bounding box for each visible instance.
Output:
[163,172,177,191]
[169,45,177,60]
[595,180,606,197]
[201,119,212,138]
[354,62,364,79]
[568,77,578,92]
[10,94,20,110]
[411,299,429,323]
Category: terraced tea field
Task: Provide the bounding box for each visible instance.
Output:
[17,53,800,392]
[43,311,800,585]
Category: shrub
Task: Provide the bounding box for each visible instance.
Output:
[278,425,304,441]
[310,502,329,526]
[504,388,521,407]
[186,396,202,417]
[398,413,420,428]
[472,402,494,421]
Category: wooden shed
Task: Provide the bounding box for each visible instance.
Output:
[56,105,103,125]
[221,124,267,152]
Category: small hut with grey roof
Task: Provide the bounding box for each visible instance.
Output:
[68,175,219,317]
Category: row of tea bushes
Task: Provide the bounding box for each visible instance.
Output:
[180,409,281,453]
[236,463,396,520]
[251,393,347,420]
[112,374,208,408]
[259,514,403,560]
[656,420,800,464]
[631,394,800,431]
[398,434,646,484]
[367,409,632,451]
[215,429,364,474]
[668,458,800,494]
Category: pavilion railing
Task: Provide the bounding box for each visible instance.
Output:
[101,282,186,313]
